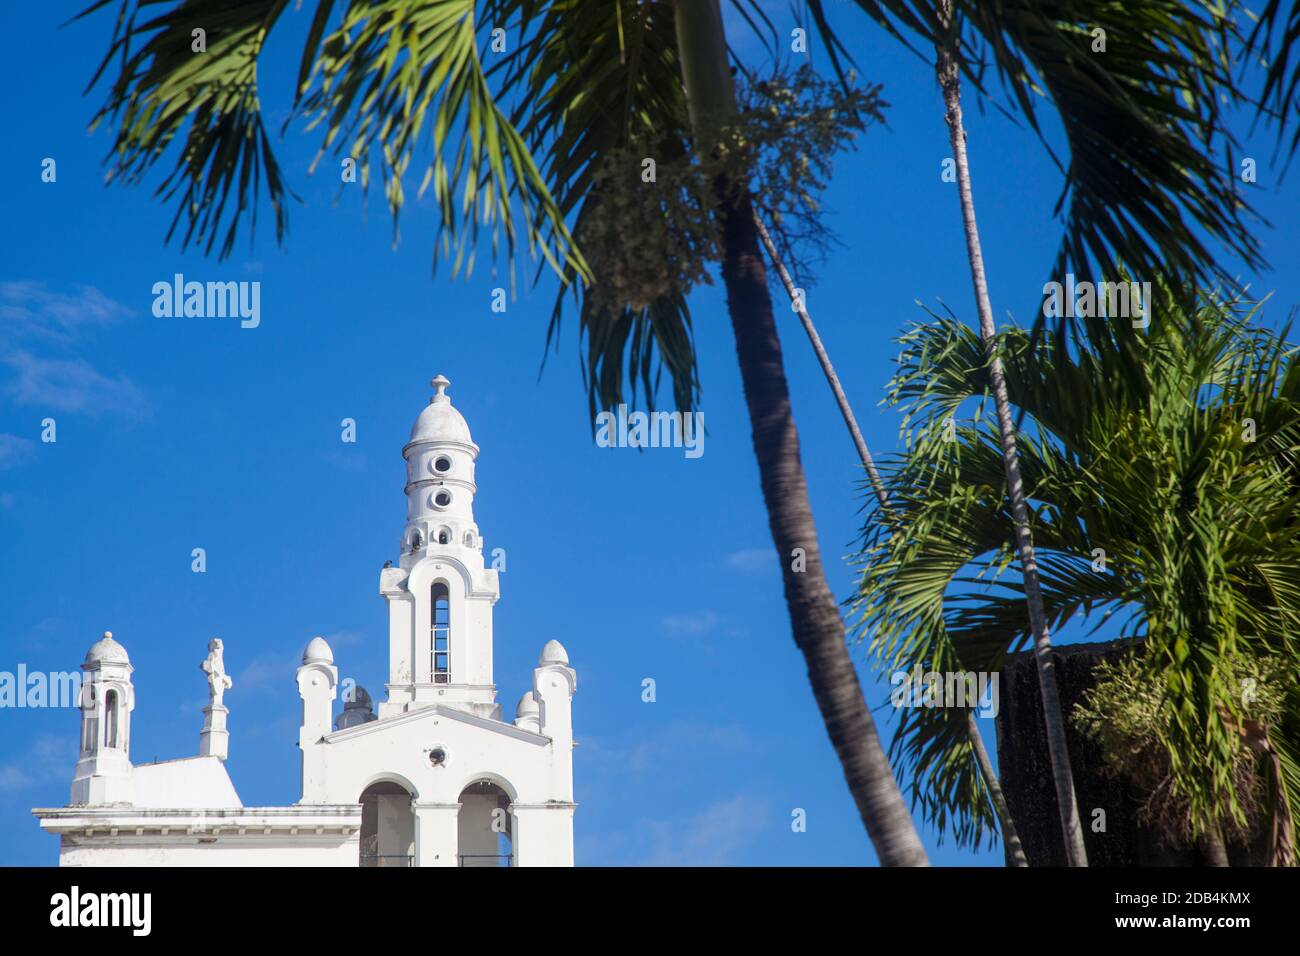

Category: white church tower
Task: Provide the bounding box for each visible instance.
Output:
[70,632,136,806]
[295,376,578,866]
[381,373,500,719]
[35,376,577,867]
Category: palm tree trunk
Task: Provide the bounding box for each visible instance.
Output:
[966,711,1028,866]
[672,0,928,866]
[1200,826,1230,866]
[934,0,1088,867]
[752,211,1027,867]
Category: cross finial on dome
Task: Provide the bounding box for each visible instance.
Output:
[430,374,451,404]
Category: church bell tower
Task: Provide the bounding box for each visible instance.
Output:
[379,376,502,720]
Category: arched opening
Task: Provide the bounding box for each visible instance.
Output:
[457,780,513,867]
[358,781,415,867]
[81,708,98,754]
[431,582,450,683]
[104,689,119,749]
[437,526,451,546]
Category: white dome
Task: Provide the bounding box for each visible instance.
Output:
[409,375,472,444]
[303,636,334,665]
[516,691,540,718]
[85,631,129,666]
[538,639,569,665]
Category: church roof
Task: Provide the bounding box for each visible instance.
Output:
[409,374,473,445]
[84,631,129,666]
[131,755,241,809]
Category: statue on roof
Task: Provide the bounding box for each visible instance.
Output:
[202,638,233,708]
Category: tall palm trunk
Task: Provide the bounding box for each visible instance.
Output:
[934,1,1087,866]
[1200,827,1230,866]
[753,212,1027,867]
[672,0,928,866]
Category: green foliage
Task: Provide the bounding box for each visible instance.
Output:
[78,1,1300,430]
[77,0,295,260]
[722,67,887,288]
[572,66,882,319]
[77,0,584,284]
[806,0,1266,294]
[851,284,1300,850]
[510,36,882,421]
[1074,649,1289,845]
[573,142,719,318]
[492,0,697,420]
[1245,0,1300,159]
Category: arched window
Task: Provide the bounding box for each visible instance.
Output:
[104,689,119,749]
[81,711,98,754]
[438,528,451,546]
[464,532,474,547]
[410,530,423,552]
[431,583,450,684]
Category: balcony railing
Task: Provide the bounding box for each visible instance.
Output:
[458,854,513,868]
[360,854,414,868]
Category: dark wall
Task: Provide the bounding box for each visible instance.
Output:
[995,640,1265,866]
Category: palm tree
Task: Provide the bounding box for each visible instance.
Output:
[78,0,1288,864]
[805,0,1282,868]
[501,0,1284,868]
[930,0,1085,866]
[77,0,930,864]
[668,0,929,865]
[852,285,1300,860]
[753,212,1027,865]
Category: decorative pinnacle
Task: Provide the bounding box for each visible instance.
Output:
[430,374,451,404]
[104,631,113,640]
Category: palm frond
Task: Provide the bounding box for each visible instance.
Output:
[854,286,1300,848]
[79,0,586,284]
[808,0,1264,292]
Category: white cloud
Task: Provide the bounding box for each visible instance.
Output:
[0,281,130,344]
[325,630,366,648]
[0,282,148,420]
[2,351,149,419]
[0,433,35,470]
[0,734,75,792]
[235,651,299,695]
[235,632,367,695]
[624,721,757,774]
[641,794,769,866]
[725,547,775,574]
[661,609,719,637]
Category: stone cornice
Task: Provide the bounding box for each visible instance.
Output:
[323,702,549,746]
[32,805,361,836]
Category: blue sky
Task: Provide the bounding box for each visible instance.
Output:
[1,2,1296,866]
